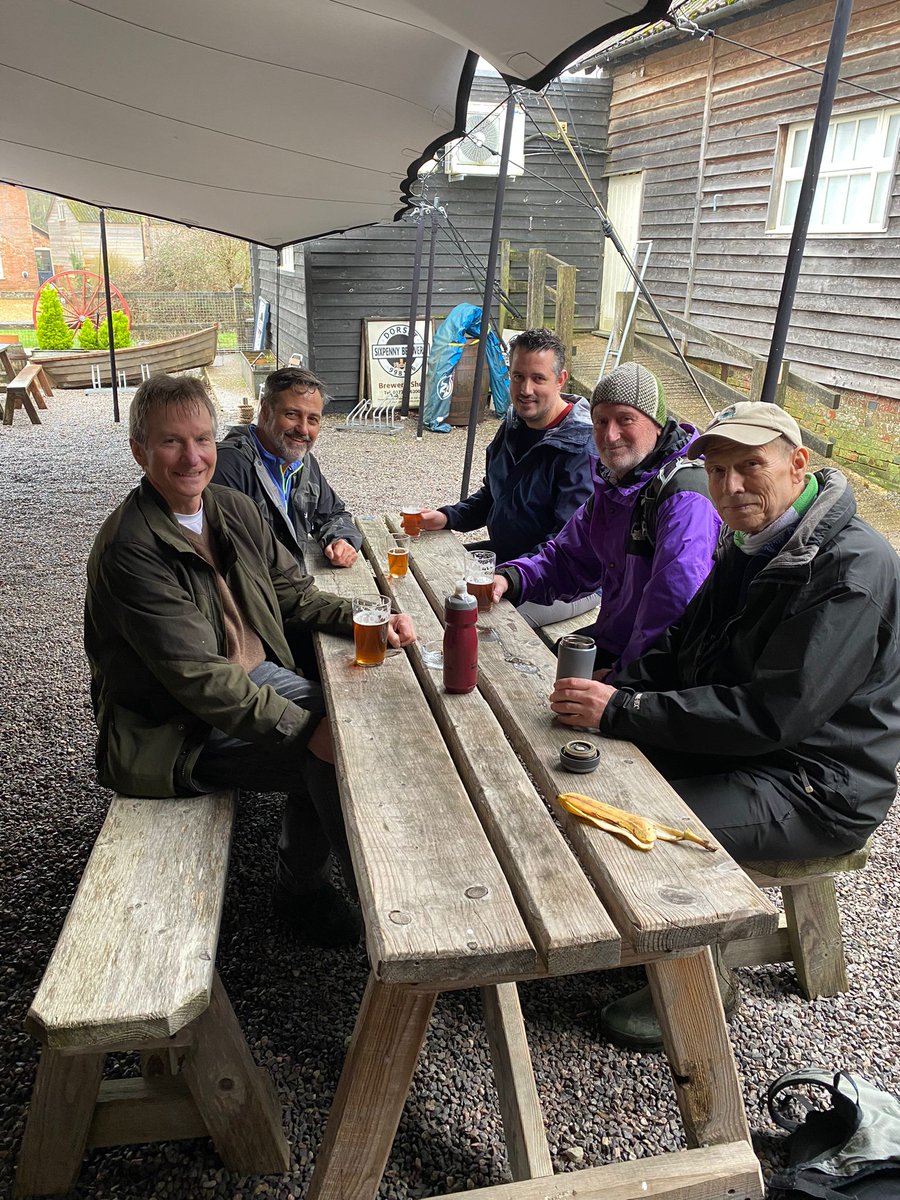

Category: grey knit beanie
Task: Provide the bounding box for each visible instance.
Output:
[591,362,667,428]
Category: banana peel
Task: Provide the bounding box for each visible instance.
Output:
[557,791,715,853]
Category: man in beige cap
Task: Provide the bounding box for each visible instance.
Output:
[550,400,900,1046]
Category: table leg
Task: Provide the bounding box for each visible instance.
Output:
[307,971,437,1200]
[647,949,750,1148]
[480,984,553,1180]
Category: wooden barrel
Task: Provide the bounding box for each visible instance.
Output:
[446,340,491,426]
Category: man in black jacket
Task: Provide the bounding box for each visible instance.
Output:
[550,400,900,1045]
[419,328,595,564]
[213,366,362,572]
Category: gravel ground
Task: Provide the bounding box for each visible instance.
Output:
[1,364,898,1200]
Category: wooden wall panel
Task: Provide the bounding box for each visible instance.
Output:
[605,0,900,399]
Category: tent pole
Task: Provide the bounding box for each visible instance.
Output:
[760,0,854,404]
[417,209,439,439]
[459,92,516,500]
[401,210,426,417]
[99,208,120,423]
[275,250,281,367]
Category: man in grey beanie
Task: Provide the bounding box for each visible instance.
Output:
[494,361,720,676]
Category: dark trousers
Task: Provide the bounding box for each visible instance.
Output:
[644,747,862,861]
[194,661,353,895]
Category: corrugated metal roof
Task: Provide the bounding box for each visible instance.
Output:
[578,0,757,64]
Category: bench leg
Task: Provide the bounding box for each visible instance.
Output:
[480,983,553,1181]
[783,879,848,999]
[647,950,750,1149]
[180,971,290,1175]
[307,972,437,1200]
[15,1047,105,1197]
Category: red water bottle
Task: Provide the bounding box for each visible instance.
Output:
[443,579,478,694]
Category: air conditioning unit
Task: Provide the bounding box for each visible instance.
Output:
[447,102,525,181]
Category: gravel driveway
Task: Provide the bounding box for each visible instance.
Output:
[1,377,897,1200]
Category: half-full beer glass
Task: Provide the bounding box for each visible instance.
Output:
[465,550,496,612]
[400,506,423,538]
[353,596,391,666]
[387,533,410,578]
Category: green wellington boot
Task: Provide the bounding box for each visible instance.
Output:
[600,946,740,1050]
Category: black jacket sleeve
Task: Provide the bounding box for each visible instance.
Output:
[601,585,886,757]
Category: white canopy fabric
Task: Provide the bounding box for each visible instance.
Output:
[1,0,670,247]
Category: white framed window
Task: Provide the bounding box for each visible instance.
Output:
[279,244,295,271]
[770,106,900,234]
[56,202,67,221]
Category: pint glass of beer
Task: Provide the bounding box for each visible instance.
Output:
[387,533,410,578]
[464,550,496,612]
[353,596,391,667]
[400,506,423,537]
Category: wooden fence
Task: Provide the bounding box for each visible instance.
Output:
[499,244,577,372]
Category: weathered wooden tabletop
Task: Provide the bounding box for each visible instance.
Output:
[303,517,776,1200]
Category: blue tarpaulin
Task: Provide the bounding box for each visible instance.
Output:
[422,304,510,433]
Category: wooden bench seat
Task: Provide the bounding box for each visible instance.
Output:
[16,790,289,1197]
[725,840,871,999]
[533,605,600,651]
[425,1140,762,1200]
[3,361,52,426]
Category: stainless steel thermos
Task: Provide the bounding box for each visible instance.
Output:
[555,634,596,681]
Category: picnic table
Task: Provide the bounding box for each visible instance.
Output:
[303,516,779,1200]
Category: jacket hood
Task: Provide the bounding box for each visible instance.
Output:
[505,394,595,452]
[766,468,856,571]
[596,418,699,493]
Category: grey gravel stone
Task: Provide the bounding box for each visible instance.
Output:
[0,361,897,1200]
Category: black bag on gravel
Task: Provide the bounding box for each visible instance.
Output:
[767,1068,900,1199]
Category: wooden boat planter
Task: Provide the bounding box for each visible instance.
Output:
[31,326,218,389]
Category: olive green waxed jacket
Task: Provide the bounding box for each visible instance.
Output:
[85,479,353,797]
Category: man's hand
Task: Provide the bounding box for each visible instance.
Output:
[492,574,509,604]
[387,613,416,647]
[419,510,448,531]
[324,538,358,567]
[550,677,617,729]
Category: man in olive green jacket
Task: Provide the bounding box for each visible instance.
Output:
[85,373,415,946]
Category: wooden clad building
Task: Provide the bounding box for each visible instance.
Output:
[591,0,900,400]
[251,72,612,403]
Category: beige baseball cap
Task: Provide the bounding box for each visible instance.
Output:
[687,400,803,459]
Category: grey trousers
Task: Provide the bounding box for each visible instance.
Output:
[195,661,353,896]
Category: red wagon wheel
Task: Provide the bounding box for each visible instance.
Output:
[32,270,131,331]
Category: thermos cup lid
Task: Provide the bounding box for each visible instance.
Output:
[559,739,602,773]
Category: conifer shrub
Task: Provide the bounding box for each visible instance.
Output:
[78,316,98,350]
[96,311,132,349]
[35,286,74,350]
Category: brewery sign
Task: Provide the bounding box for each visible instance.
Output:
[363,319,431,405]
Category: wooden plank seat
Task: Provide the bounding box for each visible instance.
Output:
[15,790,290,1197]
[3,361,52,427]
[533,605,600,652]
[724,839,872,999]
[425,1140,763,1200]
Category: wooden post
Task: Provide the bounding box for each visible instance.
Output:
[777,360,792,408]
[526,248,547,330]
[749,357,766,403]
[499,240,511,333]
[480,984,553,1181]
[555,263,577,373]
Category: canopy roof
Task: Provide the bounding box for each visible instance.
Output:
[1,0,670,248]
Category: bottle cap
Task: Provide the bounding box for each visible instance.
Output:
[559,739,601,773]
[446,578,477,610]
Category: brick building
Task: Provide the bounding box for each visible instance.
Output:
[0,184,41,292]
